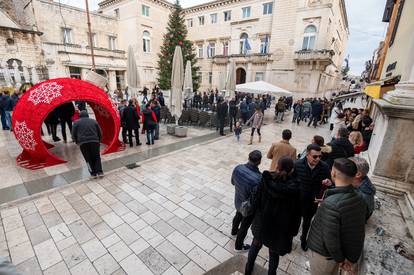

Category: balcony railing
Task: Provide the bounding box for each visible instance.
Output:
[212,53,271,64]
[294,49,335,63]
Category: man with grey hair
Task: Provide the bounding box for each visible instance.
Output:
[349,156,376,220]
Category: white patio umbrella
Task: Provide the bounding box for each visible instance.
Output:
[127,45,140,98]
[235,81,292,96]
[12,60,21,84]
[30,65,39,84]
[23,66,30,83]
[170,46,184,122]
[1,62,12,86]
[183,60,193,100]
[225,60,236,99]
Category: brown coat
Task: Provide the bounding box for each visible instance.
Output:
[267,140,297,171]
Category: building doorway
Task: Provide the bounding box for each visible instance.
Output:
[236,68,246,84]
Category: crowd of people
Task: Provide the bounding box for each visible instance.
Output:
[231,125,376,275]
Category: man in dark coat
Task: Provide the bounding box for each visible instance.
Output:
[229,98,238,132]
[121,99,141,147]
[307,158,366,275]
[0,92,8,130]
[294,144,331,251]
[217,98,228,136]
[72,110,103,178]
[308,99,323,128]
[56,102,75,143]
[326,127,354,168]
[240,99,249,124]
[0,92,12,130]
[231,150,262,253]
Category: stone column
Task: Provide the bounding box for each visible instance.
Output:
[80,68,89,80]
[108,70,117,92]
[246,62,252,82]
[264,62,272,82]
[368,34,414,191]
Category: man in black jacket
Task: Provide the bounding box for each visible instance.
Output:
[308,99,322,128]
[56,102,75,143]
[326,127,354,168]
[307,158,366,275]
[72,110,103,178]
[217,98,228,136]
[229,98,238,132]
[294,144,331,251]
[121,100,141,147]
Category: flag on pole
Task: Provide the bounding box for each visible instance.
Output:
[244,37,251,54]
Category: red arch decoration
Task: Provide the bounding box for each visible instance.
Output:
[12,78,124,169]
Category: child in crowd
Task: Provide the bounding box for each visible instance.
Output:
[234,121,242,142]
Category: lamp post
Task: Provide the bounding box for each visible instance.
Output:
[85,0,96,71]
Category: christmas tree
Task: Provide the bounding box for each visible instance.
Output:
[157,0,200,91]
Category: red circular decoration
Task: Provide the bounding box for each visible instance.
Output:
[178,41,183,46]
[12,78,124,169]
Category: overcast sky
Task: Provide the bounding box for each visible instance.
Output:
[60,0,388,75]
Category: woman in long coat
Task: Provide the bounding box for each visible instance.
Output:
[246,106,264,145]
[245,157,301,275]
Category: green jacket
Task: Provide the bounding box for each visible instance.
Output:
[307,185,366,263]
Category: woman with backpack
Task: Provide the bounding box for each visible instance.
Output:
[245,157,301,275]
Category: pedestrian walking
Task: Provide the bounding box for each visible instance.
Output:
[308,99,322,128]
[275,98,286,123]
[349,157,376,220]
[217,98,228,136]
[246,107,264,145]
[302,99,312,122]
[121,99,142,147]
[231,150,263,253]
[294,144,331,251]
[0,91,12,130]
[240,99,249,124]
[292,100,303,124]
[141,103,157,145]
[152,101,161,140]
[267,129,297,171]
[307,158,366,275]
[45,109,60,142]
[229,98,238,132]
[72,110,103,179]
[56,102,75,143]
[245,157,301,275]
[234,121,242,142]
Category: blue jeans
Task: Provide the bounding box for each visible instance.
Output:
[146,129,154,144]
[5,111,12,130]
[0,109,7,129]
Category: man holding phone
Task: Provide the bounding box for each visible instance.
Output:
[294,144,331,251]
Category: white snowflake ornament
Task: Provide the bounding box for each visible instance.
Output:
[28,82,63,105]
[14,121,37,151]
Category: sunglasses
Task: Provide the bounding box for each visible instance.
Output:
[311,155,322,160]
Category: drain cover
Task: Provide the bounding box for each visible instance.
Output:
[125,163,140,169]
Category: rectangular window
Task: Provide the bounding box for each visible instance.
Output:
[114,8,119,18]
[108,36,117,50]
[207,43,215,58]
[88,32,97,47]
[208,72,212,84]
[62,28,72,44]
[197,44,203,58]
[198,16,205,25]
[263,2,273,15]
[210,13,218,24]
[141,5,149,17]
[69,67,81,79]
[187,19,193,27]
[224,11,231,21]
[302,36,315,50]
[197,71,203,82]
[260,35,270,54]
[223,41,229,56]
[242,7,251,18]
[255,72,264,81]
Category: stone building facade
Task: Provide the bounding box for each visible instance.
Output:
[99,0,349,96]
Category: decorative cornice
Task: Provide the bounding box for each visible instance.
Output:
[0,26,43,35]
[99,0,173,9]
[182,0,248,14]
[230,18,259,25]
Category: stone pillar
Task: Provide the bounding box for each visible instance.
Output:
[80,68,88,80]
[108,70,117,92]
[246,62,252,82]
[368,34,414,192]
[265,62,272,82]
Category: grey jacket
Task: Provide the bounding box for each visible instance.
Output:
[72,110,102,145]
[247,112,264,129]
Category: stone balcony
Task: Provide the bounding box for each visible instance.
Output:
[212,53,272,65]
[44,42,126,59]
[294,49,335,67]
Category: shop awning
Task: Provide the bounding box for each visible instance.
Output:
[364,84,382,99]
[363,76,401,99]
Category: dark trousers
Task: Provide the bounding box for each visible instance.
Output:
[80,142,103,176]
[245,238,279,275]
[146,129,154,144]
[60,118,72,142]
[122,127,127,143]
[301,199,318,241]
[219,117,225,135]
[308,116,319,127]
[241,112,249,124]
[232,211,254,250]
[127,128,140,147]
[250,128,261,136]
[229,115,237,131]
[1,109,8,130]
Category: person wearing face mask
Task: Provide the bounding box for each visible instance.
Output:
[293,144,331,251]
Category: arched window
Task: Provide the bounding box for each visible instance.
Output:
[143,31,151,53]
[239,33,249,54]
[302,25,317,50]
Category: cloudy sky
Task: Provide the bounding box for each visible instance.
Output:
[60,0,388,75]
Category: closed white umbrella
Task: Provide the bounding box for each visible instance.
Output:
[183,60,193,100]
[127,45,140,98]
[30,65,39,84]
[23,66,30,83]
[1,62,12,86]
[225,60,236,99]
[170,46,184,121]
[12,60,21,84]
